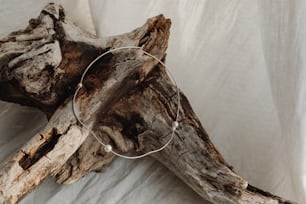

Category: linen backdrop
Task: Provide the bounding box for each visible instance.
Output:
[0,0,305,203]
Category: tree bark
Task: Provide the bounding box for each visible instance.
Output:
[0,3,296,204]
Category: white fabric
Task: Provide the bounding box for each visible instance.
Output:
[0,0,305,203]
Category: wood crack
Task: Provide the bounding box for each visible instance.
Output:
[18,128,61,170]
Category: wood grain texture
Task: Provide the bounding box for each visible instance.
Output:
[96,66,293,204]
[0,3,296,204]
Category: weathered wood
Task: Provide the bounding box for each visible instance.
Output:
[0,3,168,117]
[98,66,293,204]
[0,3,296,204]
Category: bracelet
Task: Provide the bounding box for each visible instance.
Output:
[72,46,180,159]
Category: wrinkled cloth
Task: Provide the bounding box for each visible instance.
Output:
[0,0,305,203]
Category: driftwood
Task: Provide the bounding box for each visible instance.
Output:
[0,3,296,204]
